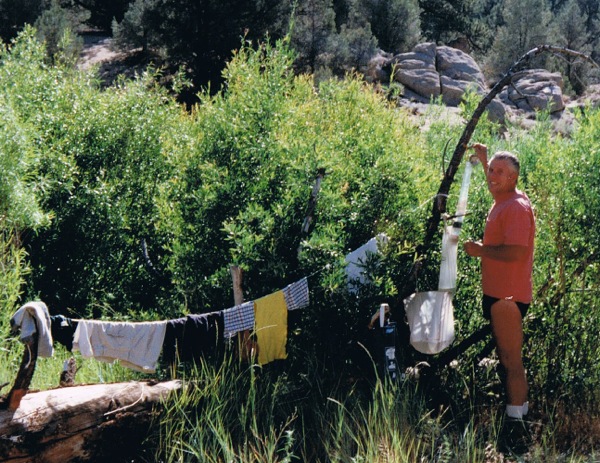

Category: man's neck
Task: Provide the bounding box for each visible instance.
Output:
[492,189,517,203]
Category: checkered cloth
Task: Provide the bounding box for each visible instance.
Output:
[283,277,309,311]
[223,301,255,337]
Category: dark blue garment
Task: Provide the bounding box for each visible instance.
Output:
[162,312,224,365]
[50,315,78,351]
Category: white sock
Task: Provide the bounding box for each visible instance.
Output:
[506,404,523,419]
[522,401,529,416]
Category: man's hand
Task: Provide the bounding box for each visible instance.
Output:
[464,240,483,257]
[469,143,489,171]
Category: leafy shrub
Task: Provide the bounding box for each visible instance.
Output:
[1,25,600,443]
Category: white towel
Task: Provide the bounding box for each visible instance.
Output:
[10,301,54,357]
[73,320,167,373]
[345,233,389,293]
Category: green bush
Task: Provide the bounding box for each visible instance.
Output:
[0,29,183,315]
[1,27,600,460]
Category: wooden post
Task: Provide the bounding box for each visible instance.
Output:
[231,265,244,306]
[2,334,38,412]
[230,265,256,361]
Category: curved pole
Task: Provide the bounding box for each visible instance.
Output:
[395,46,598,359]
[414,45,598,284]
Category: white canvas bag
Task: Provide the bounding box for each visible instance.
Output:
[404,290,455,354]
[404,157,478,354]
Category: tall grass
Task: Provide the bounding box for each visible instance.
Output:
[1,28,600,462]
[150,350,600,462]
[151,352,493,462]
[0,340,140,394]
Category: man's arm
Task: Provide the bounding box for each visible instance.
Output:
[463,241,529,262]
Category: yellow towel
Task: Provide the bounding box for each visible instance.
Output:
[254,290,288,365]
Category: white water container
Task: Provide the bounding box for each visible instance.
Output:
[404,290,455,354]
[438,158,477,291]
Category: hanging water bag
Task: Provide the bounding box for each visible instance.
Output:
[404,290,455,354]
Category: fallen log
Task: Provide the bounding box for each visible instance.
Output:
[0,380,181,463]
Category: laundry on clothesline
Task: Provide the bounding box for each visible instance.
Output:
[162,312,224,366]
[10,301,54,358]
[73,319,167,373]
[51,315,78,351]
[223,301,254,338]
[345,233,389,293]
[283,277,309,311]
[15,276,311,372]
[255,290,288,365]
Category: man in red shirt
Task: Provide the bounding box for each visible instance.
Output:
[464,143,535,449]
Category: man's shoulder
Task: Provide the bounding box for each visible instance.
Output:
[502,190,532,210]
[491,191,534,220]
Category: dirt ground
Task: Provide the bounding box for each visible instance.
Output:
[78,35,122,70]
[77,35,155,88]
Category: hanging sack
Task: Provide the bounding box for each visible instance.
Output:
[404,290,455,355]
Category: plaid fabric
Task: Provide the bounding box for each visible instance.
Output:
[283,277,309,311]
[223,301,255,336]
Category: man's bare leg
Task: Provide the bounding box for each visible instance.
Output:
[490,299,527,412]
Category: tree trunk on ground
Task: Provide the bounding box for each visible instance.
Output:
[0,380,181,463]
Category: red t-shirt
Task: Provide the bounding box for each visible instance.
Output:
[481,190,535,303]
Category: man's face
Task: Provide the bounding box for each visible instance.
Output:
[487,158,517,197]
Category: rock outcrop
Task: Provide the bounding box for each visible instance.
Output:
[498,68,565,113]
[366,42,573,130]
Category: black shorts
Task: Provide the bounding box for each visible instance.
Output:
[482,294,529,320]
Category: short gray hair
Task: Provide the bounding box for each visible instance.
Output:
[491,151,520,175]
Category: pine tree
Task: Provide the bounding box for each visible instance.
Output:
[485,0,555,79]
[36,1,85,60]
[329,0,378,73]
[66,0,131,30]
[291,0,338,74]
[419,0,477,44]
[113,0,290,93]
[576,0,600,62]
[112,0,160,53]
[552,0,593,94]
[362,0,421,53]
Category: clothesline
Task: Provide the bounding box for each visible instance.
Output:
[10,234,388,374]
[11,278,310,374]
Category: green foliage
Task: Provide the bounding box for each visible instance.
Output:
[2,24,600,460]
[362,0,422,53]
[62,0,131,31]
[291,0,338,74]
[25,71,183,315]
[0,235,29,337]
[0,27,53,336]
[523,109,600,404]
[484,0,555,80]
[117,0,292,93]
[34,0,84,64]
[0,27,183,315]
[111,0,161,53]
[549,0,594,95]
[157,36,434,337]
[418,0,489,47]
[329,12,378,75]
